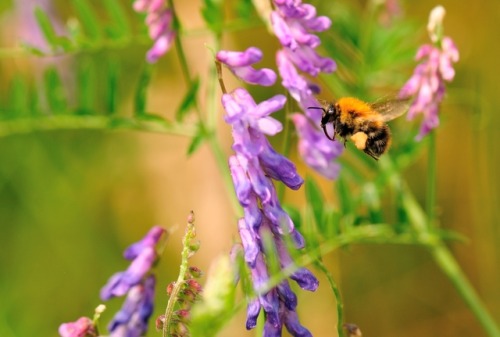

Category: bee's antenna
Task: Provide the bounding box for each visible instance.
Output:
[307,107,325,111]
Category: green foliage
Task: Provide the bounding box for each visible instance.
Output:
[190,256,237,337]
[201,0,225,34]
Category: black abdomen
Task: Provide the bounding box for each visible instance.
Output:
[364,123,391,159]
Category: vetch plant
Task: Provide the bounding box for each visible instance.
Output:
[217,47,317,336]
[0,1,499,337]
[399,5,459,140]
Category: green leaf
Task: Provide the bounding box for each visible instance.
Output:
[8,75,29,118]
[362,182,383,223]
[190,256,237,337]
[134,65,154,115]
[176,77,200,122]
[71,0,102,42]
[283,204,302,231]
[43,67,67,113]
[187,126,206,156]
[305,176,325,232]
[105,60,119,114]
[77,59,95,114]
[103,0,131,39]
[336,172,354,217]
[235,0,255,20]
[34,7,72,52]
[201,0,224,33]
[19,42,45,56]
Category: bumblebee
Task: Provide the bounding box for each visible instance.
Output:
[309,97,409,160]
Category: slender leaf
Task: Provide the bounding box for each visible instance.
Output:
[176,77,200,122]
[34,7,71,51]
[103,0,131,39]
[8,75,29,118]
[134,65,153,115]
[71,0,102,42]
[305,176,325,233]
[77,58,95,114]
[283,204,302,231]
[43,67,67,113]
[187,126,206,156]
[106,59,119,114]
[201,0,224,34]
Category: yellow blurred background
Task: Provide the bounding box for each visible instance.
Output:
[0,0,498,336]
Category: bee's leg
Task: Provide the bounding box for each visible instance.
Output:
[364,148,379,161]
[343,139,347,148]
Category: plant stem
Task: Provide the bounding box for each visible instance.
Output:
[314,260,344,337]
[163,215,196,337]
[168,0,241,217]
[430,244,500,337]
[0,115,196,138]
[427,131,437,227]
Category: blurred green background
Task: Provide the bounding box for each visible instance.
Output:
[0,0,499,337]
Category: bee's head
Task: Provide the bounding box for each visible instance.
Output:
[320,103,339,127]
[307,103,338,141]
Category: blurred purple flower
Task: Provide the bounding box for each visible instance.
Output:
[399,6,459,140]
[58,317,96,337]
[133,0,175,63]
[124,226,166,260]
[270,1,342,179]
[217,47,277,86]
[219,47,317,336]
[291,113,342,179]
[100,246,158,300]
[108,275,156,337]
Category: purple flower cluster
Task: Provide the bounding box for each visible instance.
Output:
[399,6,459,140]
[271,0,343,179]
[100,226,166,337]
[218,47,318,336]
[133,0,175,63]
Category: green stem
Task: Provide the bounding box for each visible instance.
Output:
[168,0,241,217]
[427,131,437,227]
[391,154,500,337]
[0,115,196,138]
[163,216,196,337]
[430,244,500,337]
[314,260,344,337]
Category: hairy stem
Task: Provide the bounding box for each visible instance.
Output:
[163,214,196,337]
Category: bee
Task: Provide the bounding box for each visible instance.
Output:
[309,97,409,160]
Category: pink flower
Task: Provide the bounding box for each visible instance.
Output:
[58,317,96,337]
[399,6,459,140]
[133,1,175,63]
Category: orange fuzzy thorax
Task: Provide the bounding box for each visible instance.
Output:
[337,97,382,124]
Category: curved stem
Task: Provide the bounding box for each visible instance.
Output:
[430,244,500,337]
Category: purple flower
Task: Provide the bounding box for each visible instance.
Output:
[58,317,96,337]
[217,47,277,86]
[108,275,156,337]
[399,6,459,140]
[100,247,158,300]
[271,2,342,179]
[271,0,336,76]
[219,47,317,336]
[124,226,166,260]
[291,113,342,179]
[133,1,175,63]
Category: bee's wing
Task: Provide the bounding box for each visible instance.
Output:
[371,98,410,122]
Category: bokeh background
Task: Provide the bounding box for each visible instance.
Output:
[0,0,499,336]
